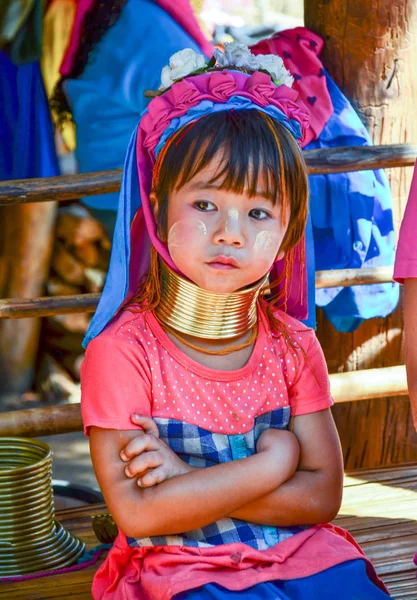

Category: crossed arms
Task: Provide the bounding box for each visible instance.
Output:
[89,408,343,539]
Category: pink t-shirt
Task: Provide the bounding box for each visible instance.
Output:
[394,163,417,282]
[82,305,332,435]
[81,305,386,599]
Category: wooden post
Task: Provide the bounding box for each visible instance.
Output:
[305,0,417,468]
[0,203,56,399]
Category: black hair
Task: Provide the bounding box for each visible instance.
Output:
[153,109,308,254]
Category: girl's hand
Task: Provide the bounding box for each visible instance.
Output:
[120,414,194,487]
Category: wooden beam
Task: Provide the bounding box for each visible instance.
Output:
[315,266,394,288]
[305,0,417,470]
[0,144,416,206]
[0,267,395,319]
[0,170,122,206]
[305,144,417,176]
[330,365,408,403]
[0,366,408,438]
[0,293,100,319]
[0,204,57,397]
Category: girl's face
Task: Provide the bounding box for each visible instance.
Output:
[163,155,289,294]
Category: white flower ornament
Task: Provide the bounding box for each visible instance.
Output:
[256,54,294,87]
[159,44,294,91]
[213,42,259,71]
[160,48,207,89]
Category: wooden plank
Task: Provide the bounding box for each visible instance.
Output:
[0,145,415,207]
[0,466,416,598]
[343,464,417,486]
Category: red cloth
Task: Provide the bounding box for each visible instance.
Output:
[251,27,333,145]
[91,524,387,599]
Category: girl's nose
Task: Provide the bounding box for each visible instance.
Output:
[213,213,245,247]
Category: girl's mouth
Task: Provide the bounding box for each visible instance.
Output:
[207,256,239,270]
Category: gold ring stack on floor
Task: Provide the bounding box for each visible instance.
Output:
[0,437,85,576]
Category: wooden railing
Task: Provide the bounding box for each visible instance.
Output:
[1,144,416,206]
[0,266,395,319]
[0,142,415,437]
[0,363,408,438]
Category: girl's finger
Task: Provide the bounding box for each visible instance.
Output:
[121,433,160,461]
[125,451,163,478]
[139,466,168,488]
[130,414,160,438]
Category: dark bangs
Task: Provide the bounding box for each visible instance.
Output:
[153,110,308,251]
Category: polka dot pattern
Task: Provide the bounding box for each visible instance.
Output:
[82,306,329,436]
[81,307,333,436]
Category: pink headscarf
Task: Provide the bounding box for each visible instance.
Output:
[60,0,213,76]
[129,70,310,314]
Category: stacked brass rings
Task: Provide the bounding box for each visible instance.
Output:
[0,437,85,576]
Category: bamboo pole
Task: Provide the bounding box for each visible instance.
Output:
[0,144,416,206]
[0,267,395,319]
[0,294,100,319]
[315,266,394,289]
[0,366,408,438]
[330,365,408,403]
[0,404,83,437]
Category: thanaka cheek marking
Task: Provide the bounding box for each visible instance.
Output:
[167,220,207,254]
[253,231,281,255]
[224,208,239,234]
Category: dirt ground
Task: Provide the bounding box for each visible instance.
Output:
[41,431,98,488]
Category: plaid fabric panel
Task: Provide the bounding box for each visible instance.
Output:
[129,518,304,550]
[155,406,291,467]
[156,418,232,467]
[128,407,307,550]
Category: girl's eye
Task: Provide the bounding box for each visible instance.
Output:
[193,201,216,212]
[249,208,271,221]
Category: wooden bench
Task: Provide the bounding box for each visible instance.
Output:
[1,464,416,599]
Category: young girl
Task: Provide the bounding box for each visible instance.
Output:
[80,46,391,599]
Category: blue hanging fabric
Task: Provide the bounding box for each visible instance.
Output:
[306,72,399,332]
[64,0,207,212]
[0,51,59,180]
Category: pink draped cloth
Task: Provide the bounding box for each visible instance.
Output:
[251,27,333,146]
[91,524,388,599]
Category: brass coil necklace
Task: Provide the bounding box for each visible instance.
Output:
[154,261,268,355]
